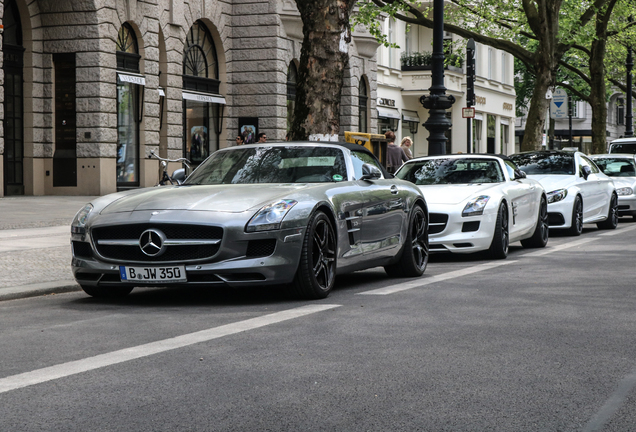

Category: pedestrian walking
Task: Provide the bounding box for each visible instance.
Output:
[235,135,244,146]
[400,137,414,160]
[385,131,408,174]
[257,132,267,143]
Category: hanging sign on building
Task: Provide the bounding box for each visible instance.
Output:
[117,72,146,86]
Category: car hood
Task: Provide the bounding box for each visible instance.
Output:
[611,177,636,189]
[525,175,574,192]
[418,184,500,205]
[100,184,308,214]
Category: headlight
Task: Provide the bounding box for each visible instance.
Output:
[71,204,93,234]
[547,188,568,203]
[246,199,298,232]
[462,195,490,217]
[616,187,634,196]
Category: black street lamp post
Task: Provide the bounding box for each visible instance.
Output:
[626,17,634,137]
[420,0,455,155]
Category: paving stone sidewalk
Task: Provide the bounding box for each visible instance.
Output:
[0,196,97,301]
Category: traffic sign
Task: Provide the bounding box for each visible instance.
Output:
[550,88,568,119]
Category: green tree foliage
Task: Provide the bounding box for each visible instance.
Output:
[354,0,617,151]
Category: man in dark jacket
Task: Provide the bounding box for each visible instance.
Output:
[385,131,408,174]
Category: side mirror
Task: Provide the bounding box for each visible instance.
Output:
[582,165,592,180]
[360,163,382,181]
[172,168,187,184]
[514,169,526,179]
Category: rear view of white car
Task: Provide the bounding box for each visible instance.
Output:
[589,154,636,221]
[511,151,618,235]
[395,155,549,259]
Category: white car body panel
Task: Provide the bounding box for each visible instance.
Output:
[590,154,636,218]
[396,155,545,254]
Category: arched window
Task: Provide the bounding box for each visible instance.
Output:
[287,62,298,133]
[358,78,368,133]
[116,23,143,189]
[184,22,218,80]
[182,21,224,165]
[3,0,24,195]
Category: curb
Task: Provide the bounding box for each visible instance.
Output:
[0,281,81,302]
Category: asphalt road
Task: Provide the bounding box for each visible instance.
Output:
[2,221,636,431]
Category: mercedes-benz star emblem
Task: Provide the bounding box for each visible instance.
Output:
[139,229,166,257]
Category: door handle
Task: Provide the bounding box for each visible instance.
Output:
[390,185,398,195]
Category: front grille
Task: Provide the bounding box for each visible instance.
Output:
[429,213,449,235]
[246,239,277,258]
[72,241,93,259]
[618,205,630,210]
[91,224,223,262]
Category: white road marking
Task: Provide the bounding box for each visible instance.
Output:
[523,237,596,257]
[598,224,636,237]
[0,304,341,394]
[358,260,518,296]
[582,367,636,432]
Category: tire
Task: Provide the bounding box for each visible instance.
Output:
[290,211,337,299]
[488,202,509,259]
[80,285,134,298]
[384,205,429,278]
[597,193,619,230]
[521,196,549,248]
[565,195,583,236]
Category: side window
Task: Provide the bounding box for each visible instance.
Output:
[581,155,599,173]
[504,160,517,179]
[350,150,383,179]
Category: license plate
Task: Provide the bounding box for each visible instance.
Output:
[119,266,187,283]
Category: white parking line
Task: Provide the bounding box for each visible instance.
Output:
[598,224,636,237]
[582,366,636,432]
[0,304,341,394]
[358,260,518,296]
[523,237,596,257]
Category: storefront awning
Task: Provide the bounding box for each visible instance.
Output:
[377,107,400,120]
[182,90,226,104]
[117,72,146,86]
[402,111,419,123]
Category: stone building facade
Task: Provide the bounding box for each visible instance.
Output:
[0,0,379,196]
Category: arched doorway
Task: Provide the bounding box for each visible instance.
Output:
[182,21,224,166]
[3,0,24,195]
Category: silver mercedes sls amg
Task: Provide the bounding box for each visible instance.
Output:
[71,142,429,299]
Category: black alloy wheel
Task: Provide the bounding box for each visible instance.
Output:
[566,196,583,236]
[521,196,549,248]
[384,205,429,277]
[292,211,337,299]
[488,202,509,259]
[597,193,619,230]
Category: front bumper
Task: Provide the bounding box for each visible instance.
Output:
[428,204,498,254]
[546,194,575,230]
[71,210,306,289]
[618,195,636,216]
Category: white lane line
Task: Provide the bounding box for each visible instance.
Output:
[0,304,341,394]
[358,260,518,296]
[582,367,636,432]
[523,237,596,257]
[598,224,636,237]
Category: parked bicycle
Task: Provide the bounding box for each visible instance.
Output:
[148,150,192,186]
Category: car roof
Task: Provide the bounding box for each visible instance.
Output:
[610,138,636,144]
[511,150,578,157]
[590,153,636,159]
[410,153,510,161]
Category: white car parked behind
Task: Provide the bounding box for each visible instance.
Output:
[395,154,549,259]
[511,151,618,235]
[589,154,636,221]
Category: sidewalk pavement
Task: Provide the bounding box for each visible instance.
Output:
[0,196,97,301]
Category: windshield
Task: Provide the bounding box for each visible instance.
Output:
[592,158,636,177]
[511,153,575,175]
[396,158,504,185]
[609,143,636,154]
[184,146,348,185]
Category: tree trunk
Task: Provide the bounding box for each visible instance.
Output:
[522,64,553,151]
[291,0,356,141]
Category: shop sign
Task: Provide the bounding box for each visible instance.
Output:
[377,98,396,107]
[503,102,513,111]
